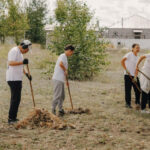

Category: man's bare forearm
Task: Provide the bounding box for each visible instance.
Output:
[60,61,67,72]
[136,56,146,68]
[9,61,23,66]
[121,57,127,70]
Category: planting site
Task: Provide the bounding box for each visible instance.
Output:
[0,44,150,150]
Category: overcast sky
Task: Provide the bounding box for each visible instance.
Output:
[47,0,150,27]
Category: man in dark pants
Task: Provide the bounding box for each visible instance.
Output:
[121,44,141,108]
[6,40,32,124]
[124,75,140,107]
[141,92,150,110]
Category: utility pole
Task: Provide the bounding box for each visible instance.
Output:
[121,17,124,28]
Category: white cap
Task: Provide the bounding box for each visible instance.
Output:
[21,40,32,51]
[22,40,32,46]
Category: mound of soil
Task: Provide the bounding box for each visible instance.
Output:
[66,107,91,114]
[16,108,75,130]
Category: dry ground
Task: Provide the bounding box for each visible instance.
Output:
[0,44,150,150]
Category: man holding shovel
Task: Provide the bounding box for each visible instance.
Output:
[6,40,32,124]
[52,45,75,116]
[136,54,150,113]
[121,44,141,109]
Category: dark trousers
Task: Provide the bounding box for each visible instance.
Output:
[8,81,22,120]
[124,75,141,106]
[141,91,150,110]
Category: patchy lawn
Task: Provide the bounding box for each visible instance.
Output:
[0,44,150,150]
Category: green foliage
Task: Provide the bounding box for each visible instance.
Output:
[48,0,108,80]
[26,0,47,45]
[0,0,8,43]
[0,0,28,44]
[6,0,28,45]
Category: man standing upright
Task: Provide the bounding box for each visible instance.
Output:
[52,45,75,116]
[6,40,32,124]
[121,44,141,108]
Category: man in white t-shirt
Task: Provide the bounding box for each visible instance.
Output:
[121,44,141,108]
[6,40,32,124]
[136,54,150,112]
[52,45,75,116]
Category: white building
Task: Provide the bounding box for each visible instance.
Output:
[105,15,150,49]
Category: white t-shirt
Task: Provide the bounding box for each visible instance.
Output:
[123,52,138,76]
[143,54,150,69]
[52,53,68,82]
[6,47,23,81]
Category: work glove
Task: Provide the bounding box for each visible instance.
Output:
[126,69,130,75]
[23,58,29,65]
[25,73,32,81]
[133,76,137,83]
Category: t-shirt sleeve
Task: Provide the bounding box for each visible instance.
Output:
[123,53,130,59]
[8,50,17,61]
[145,54,150,58]
[59,54,66,64]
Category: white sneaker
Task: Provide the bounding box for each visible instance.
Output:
[141,110,150,114]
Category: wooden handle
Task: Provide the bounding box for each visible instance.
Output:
[66,75,74,110]
[139,70,150,81]
[127,72,142,93]
[26,64,36,108]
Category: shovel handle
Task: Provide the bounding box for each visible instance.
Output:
[127,72,142,93]
[139,70,150,81]
[66,75,74,110]
[26,64,36,108]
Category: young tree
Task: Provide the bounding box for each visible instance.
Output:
[26,0,47,45]
[0,0,8,43]
[49,0,108,80]
[7,0,29,45]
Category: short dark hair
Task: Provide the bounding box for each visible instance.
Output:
[65,45,75,51]
[132,43,139,48]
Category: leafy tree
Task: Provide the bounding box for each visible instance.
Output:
[26,0,47,45]
[0,0,8,43]
[7,0,29,45]
[48,0,108,80]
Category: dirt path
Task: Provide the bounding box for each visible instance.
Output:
[0,45,150,150]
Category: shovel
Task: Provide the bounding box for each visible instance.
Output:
[66,75,74,110]
[26,64,36,108]
[65,75,90,114]
[126,71,142,93]
[139,70,150,81]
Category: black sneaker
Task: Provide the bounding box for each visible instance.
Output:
[125,104,132,109]
[8,118,19,125]
[59,109,65,117]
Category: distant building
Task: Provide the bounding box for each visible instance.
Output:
[105,15,150,49]
[45,15,150,49]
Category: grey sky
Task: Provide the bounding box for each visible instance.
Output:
[47,0,150,27]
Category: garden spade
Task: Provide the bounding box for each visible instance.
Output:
[66,75,74,110]
[26,64,36,108]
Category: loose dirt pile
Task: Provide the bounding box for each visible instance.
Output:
[16,108,75,130]
[66,108,91,114]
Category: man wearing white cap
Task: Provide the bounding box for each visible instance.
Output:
[6,40,32,124]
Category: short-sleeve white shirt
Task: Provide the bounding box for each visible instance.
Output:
[6,47,23,81]
[123,52,138,76]
[52,53,68,82]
